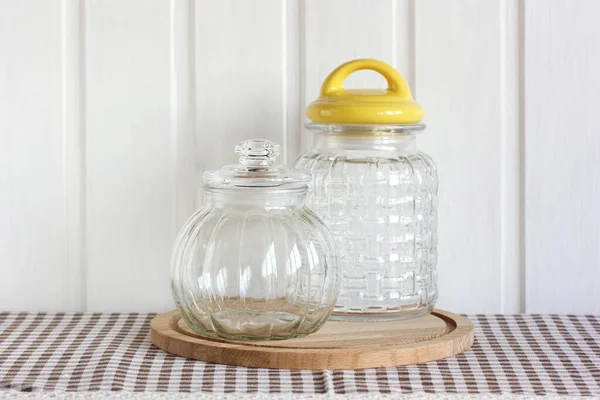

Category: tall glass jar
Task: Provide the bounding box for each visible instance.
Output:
[294,59,438,321]
[172,139,339,341]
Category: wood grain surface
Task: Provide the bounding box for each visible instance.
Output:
[150,309,474,370]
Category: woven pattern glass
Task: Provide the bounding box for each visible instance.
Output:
[294,126,437,320]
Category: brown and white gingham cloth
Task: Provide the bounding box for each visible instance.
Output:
[0,312,599,396]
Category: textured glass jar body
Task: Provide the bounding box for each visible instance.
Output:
[171,189,339,341]
[294,130,438,320]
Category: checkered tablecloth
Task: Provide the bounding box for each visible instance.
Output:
[0,312,599,396]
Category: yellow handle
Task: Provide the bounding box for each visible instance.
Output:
[320,59,413,99]
[307,58,424,124]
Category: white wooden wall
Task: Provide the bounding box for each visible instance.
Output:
[1,0,599,314]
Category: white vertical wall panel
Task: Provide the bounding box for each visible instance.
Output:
[499,0,522,314]
[0,1,84,311]
[1,0,599,313]
[171,0,198,231]
[85,0,191,312]
[285,0,302,160]
[194,0,295,177]
[524,0,600,314]
[414,0,518,313]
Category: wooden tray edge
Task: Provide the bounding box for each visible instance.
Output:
[150,309,474,370]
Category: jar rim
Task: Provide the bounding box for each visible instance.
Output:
[305,122,426,135]
[203,185,308,195]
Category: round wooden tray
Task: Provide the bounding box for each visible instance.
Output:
[150,309,473,370]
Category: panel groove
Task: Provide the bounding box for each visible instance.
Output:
[170,0,197,230]
[517,0,526,314]
[394,0,414,95]
[62,0,87,310]
[284,0,303,161]
[408,0,416,97]
[391,0,398,71]
[281,1,288,163]
[498,0,522,314]
[188,0,199,208]
[298,0,308,151]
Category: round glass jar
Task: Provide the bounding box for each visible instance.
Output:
[294,60,438,321]
[171,139,339,341]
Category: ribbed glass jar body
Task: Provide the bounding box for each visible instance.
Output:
[294,127,438,320]
[171,189,339,341]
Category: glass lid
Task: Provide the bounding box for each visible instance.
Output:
[203,139,310,190]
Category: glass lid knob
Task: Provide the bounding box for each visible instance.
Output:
[203,138,308,189]
[235,139,280,168]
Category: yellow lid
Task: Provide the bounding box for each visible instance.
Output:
[306,59,424,124]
